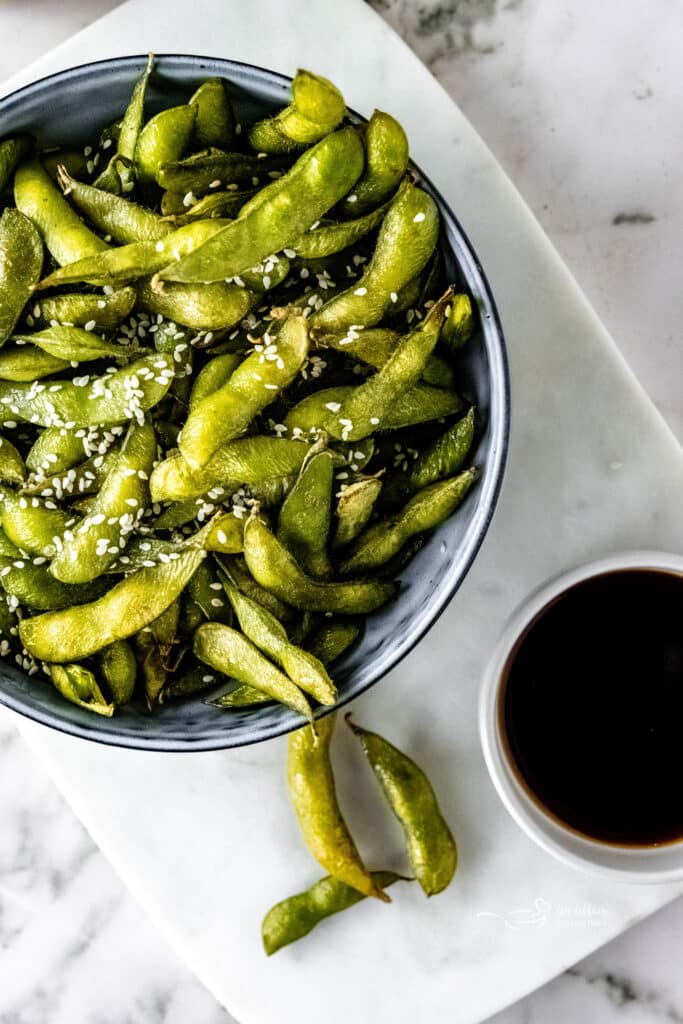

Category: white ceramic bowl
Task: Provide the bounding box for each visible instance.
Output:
[479,550,683,884]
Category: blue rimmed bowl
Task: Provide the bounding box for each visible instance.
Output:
[0,55,509,750]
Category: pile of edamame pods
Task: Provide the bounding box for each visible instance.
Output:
[0,59,474,945]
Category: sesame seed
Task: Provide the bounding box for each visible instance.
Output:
[413,212,426,223]
[353,287,367,296]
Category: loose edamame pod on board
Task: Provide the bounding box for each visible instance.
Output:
[193,621,313,723]
[158,128,364,284]
[179,315,308,470]
[0,209,43,347]
[99,639,137,705]
[58,167,172,243]
[244,515,397,615]
[249,69,346,153]
[190,77,235,149]
[94,54,153,194]
[288,714,389,900]
[262,870,407,955]
[0,135,33,192]
[14,158,108,266]
[346,715,458,895]
[310,182,439,331]
[340,469,477,574]
[340,110,409,217]
[277,448,334,578]
[136,104,196,186]
[19,546,205,662]
[49,663,114,717]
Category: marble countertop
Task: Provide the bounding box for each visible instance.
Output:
[0,1,681,1022]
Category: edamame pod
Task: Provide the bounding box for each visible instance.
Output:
[94,54,153,194]
[346,715,458,896]
[0,347,68,381]
[99,638,137,704]
[1,489,73,557]
[383,407,475,505]
[441,292,475,351]
[0,208,43,347]
[58,167,172,243]
[288,714,388,899]
[157,148,283,196]
[137,277,252,331]
[14,326,133,363]
[277,449,334,578]
[49,663,114,717]
[333,476,383,549]
[249,69,345,153]
[19,546,205,661]
[190,77,235,149]
[137,598,180,708]
[0,433,25,485]
[136,104,196,185]
[0,135,33,192]
[30,287,136,332]
[340,110,409,216]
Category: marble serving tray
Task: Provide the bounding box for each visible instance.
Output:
[2,1,683,1022]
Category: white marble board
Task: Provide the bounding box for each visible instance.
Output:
[2,1,683,1022]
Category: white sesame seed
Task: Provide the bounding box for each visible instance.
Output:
[413,212,426,223]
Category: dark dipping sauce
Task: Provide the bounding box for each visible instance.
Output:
[501,569,683,846]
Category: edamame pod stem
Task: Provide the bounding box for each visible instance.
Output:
[288,714,388,900]
[340,110,409,217]
[310,182,439,331]
[277,449,334,578]
[179,315,308,470]
[136,104,196,186]
[346,715,458,896]
[283,383,463,437]
[0,352,175,428]
[0,209,43,347]
[341,468,477,574]
[249,69,346,153]
[262,870,407,955]
[49,664,114,717]
[19,546,205,662]
[49,418,156,583]
[30,287,136,332]
[193,622,313,723]
[58,167,172,243]
[243,515,396,615]
[14,158,108,266]
[150,436,309,502]
[0,135,33,192]
[190,77,235,149]
[94,53,153,194]
[37,219,227,289]
[158,128,364,284]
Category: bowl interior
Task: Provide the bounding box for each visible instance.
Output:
[0,55,509,750]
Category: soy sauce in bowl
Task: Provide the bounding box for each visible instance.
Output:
[500,569,683,847]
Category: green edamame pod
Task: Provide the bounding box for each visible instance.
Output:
[218,554,295,623]
[0,208,43,347]
[0,351,175,428]
[136,598,180,708]
[30,287,136,332]
[307,620,360,665]
[0,135,33,192]
[346,714,458,896]
[19,546,205,662]
[194,621,313,722]
[14,326,133,363]
[25,424,124,477]
[150,436,309,502]
[40,148,89,182]
[99,639,137,705]
[442,292,475,351]
[14,158,107,266]
[384,408,475,505]
[262,870,407,955]
[159,662,218,703]
[138,277,252,331]
[0,433,25,485]
[189,352,241,410]
[291,187,398,259]
[341,468,477,574]
[49,663,114,717]
[310,183,439,331]
[58,167,172,243]
[94,54,153,194]
[243,515,396,614]
[157,148,283,196]
[284,383,463,437]
[191,512,244,554]
[159,128,364,284]
[137,104,196,186]
[219,572,335,704]
[333,476,383,549]
[277,449,334,578]
[311,324,454,388]
[186,559,230,623]
[1,489,73,557]
[38,218,226,289]
[179,315,308,470]
[49,418,156,583]
[288,714,388,899]
[340,110,409,216]
[249,69,345,153]
[160,187,255,224]
[190,78,235,149]
[0,540,106,612]
[0,347,68,381]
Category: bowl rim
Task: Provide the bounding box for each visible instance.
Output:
[0,54,510,751]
